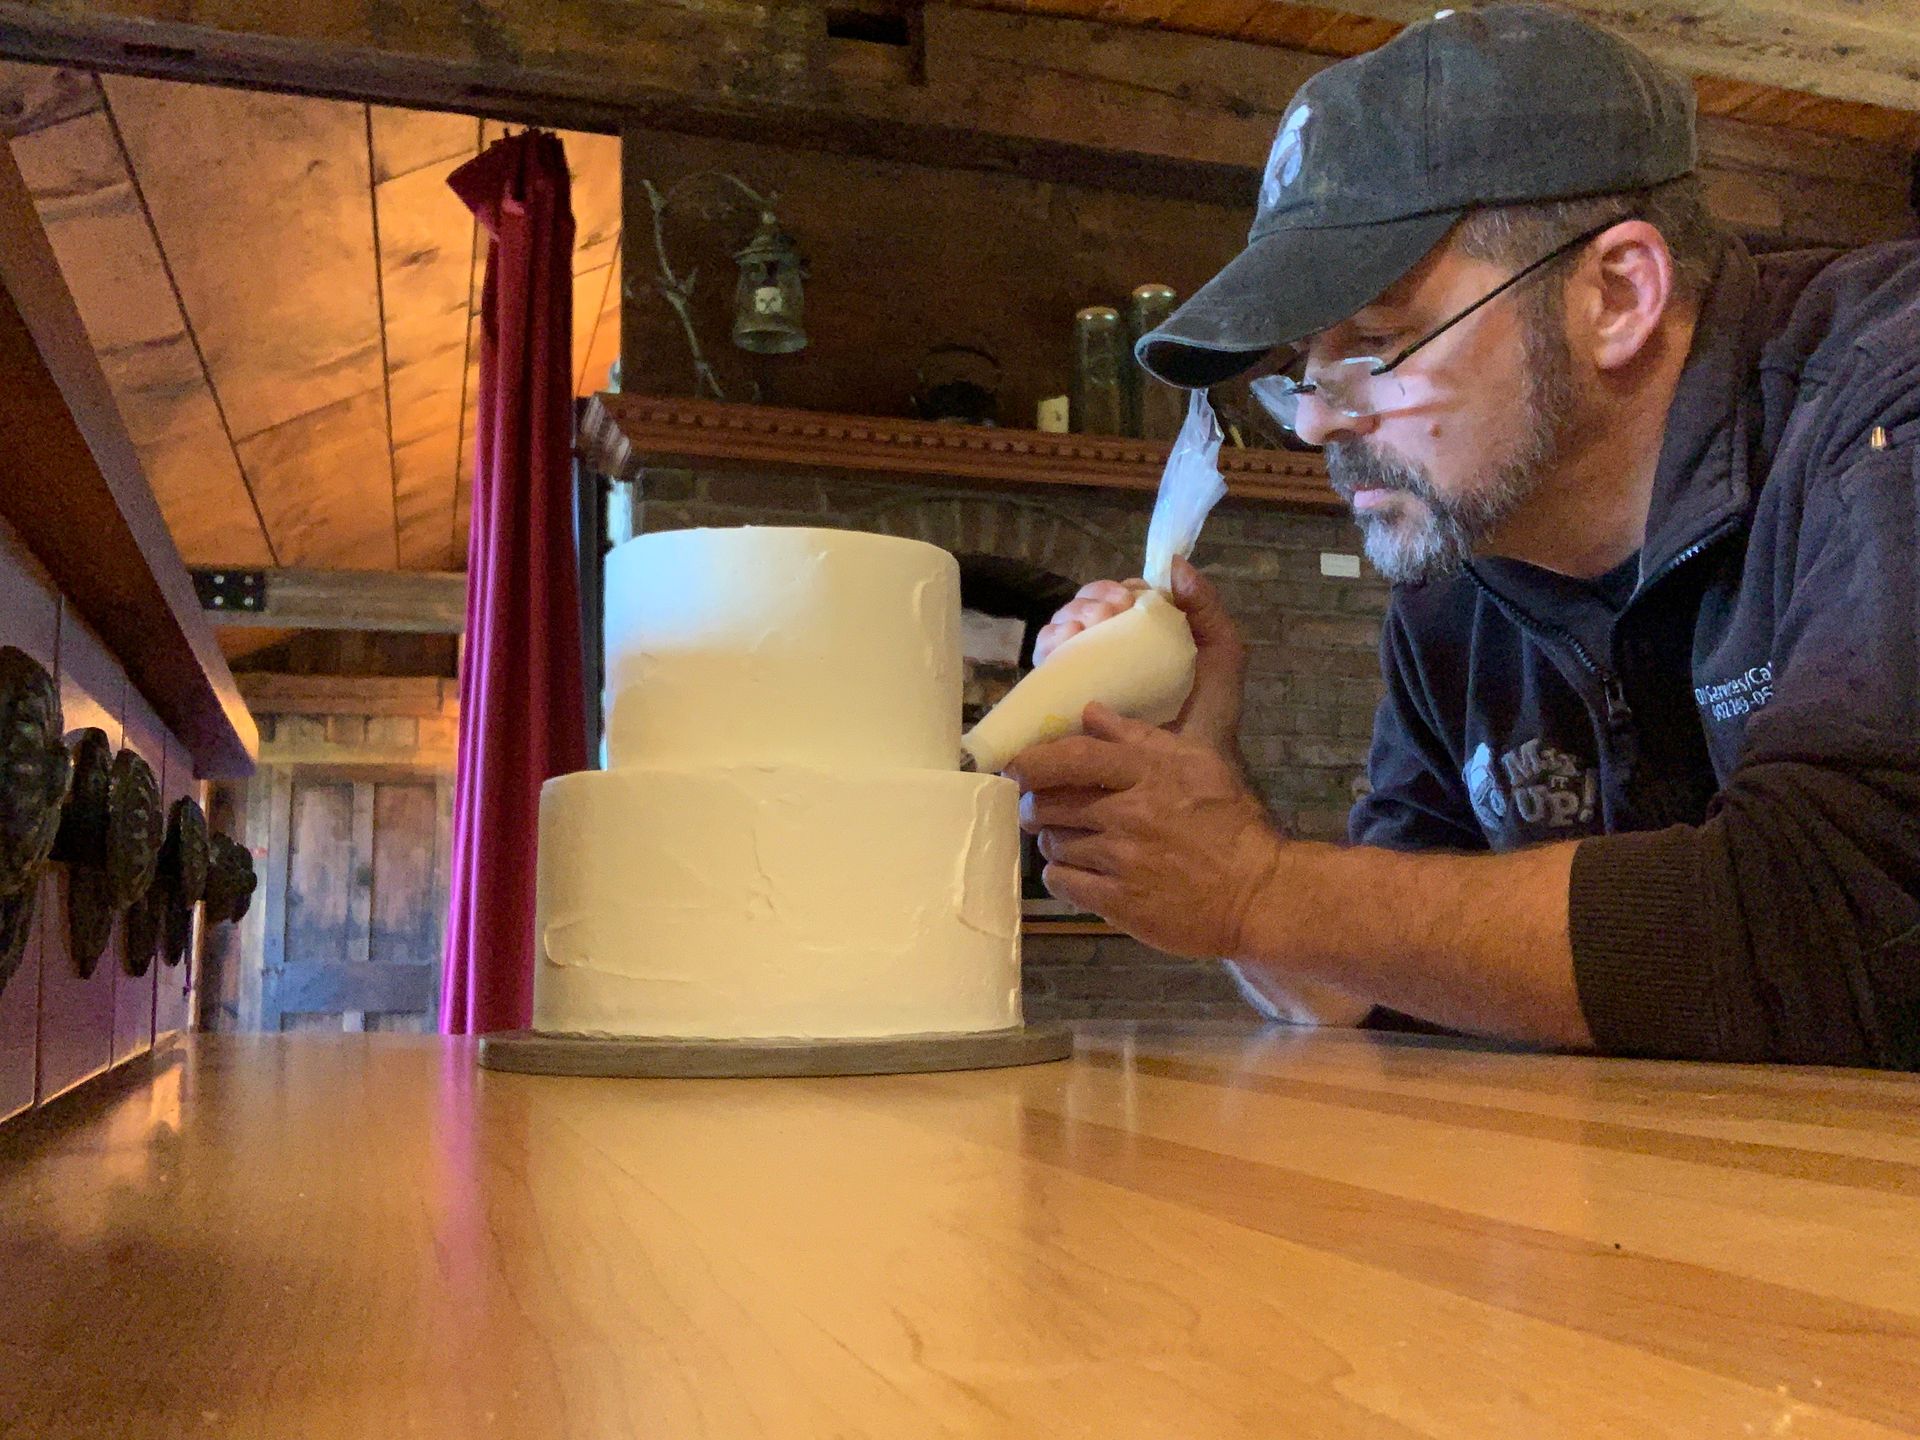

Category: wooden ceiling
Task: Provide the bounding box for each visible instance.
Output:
[969,0,1920,148]
[0,64,622,572]
[1,2,1917,579]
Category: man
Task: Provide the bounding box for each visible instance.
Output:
[1005,3,1920,1065]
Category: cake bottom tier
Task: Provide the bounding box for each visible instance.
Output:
[533,766,1023,1039]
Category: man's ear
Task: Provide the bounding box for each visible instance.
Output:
[1572,219,1676,373]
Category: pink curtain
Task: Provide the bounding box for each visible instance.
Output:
[440,132,587,1034]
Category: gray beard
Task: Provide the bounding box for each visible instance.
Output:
[1325,311,1576,585]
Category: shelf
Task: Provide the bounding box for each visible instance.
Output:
[578,393,1338,513]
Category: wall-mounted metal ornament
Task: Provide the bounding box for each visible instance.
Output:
[52,728,116,975]
[52,728,112,866]
[1,647,71,897]
[122,882,162,979]
[157,797,209,968]
[158,797,210,905]
[66,867,114,980]
[0,647,70,992]
[163,891,195,968]
[202,833,257,926]
[106,748,162,909]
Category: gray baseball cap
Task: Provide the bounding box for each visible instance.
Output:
[1135,3,1698,388]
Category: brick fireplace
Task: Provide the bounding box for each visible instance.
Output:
[587,398,1391,1021]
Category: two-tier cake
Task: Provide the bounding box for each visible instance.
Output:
[531,526,1026,1042]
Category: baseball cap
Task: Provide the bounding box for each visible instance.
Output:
[1135,3,1698,388]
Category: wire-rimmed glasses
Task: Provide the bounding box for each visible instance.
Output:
[1250,212,1638,433]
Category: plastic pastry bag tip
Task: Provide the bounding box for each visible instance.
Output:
[1142,387,1228,594]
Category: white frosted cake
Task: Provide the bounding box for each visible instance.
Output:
[533,527,1024,1040]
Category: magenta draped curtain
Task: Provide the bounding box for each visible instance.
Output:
[439,132,588,1034]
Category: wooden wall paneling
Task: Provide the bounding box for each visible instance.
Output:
[198,778,241,1029]
[366,778,440,1032]
[236,675,456,717]
[617,104,1915,422]
[35,603,123,1101]
[4,83,274,568]
[112,676,164,1062]
[426,771,452,1035]
[100,76,398,568]
[619,127,1253,424]
[278,773,357,1031]
[255,766,294,1033]
[152,731,194,1040]
[370,106,481,570]
[227,769,273,1033]
[341,780,376,1030]
[0,514,58,1121]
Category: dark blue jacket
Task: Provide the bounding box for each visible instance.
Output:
[1350,239,1920,1066]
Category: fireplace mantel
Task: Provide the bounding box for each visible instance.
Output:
[578,394,1339,513]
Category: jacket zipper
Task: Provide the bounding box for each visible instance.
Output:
[1466,572,1635,731]
[1466,518,1743,734]
[1637,518,1739,597]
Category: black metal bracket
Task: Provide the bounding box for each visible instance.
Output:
[190,568,267,615]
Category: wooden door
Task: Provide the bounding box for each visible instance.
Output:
[260,765,451,1033]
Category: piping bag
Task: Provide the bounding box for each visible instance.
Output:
[961,388,1230,773]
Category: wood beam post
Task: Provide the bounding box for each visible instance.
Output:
[196,568,466,633]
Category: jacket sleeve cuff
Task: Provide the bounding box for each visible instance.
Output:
[1568,826,1731,1059]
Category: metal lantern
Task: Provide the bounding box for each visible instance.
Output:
[731,210,807,355]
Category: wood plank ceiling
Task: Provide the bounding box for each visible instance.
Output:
[0,64,622,572]
[969,0,1920,147]
[3,3,1918,577]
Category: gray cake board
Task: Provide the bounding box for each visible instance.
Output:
[477,1024,1074,1079]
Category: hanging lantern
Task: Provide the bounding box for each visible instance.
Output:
[731,210,807,355]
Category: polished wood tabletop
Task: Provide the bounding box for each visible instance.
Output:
[4,1026,1920,1439]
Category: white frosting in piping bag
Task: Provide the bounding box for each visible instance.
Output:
[960,590,1197,774]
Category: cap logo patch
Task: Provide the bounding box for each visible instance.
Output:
[1262,104,1311,209]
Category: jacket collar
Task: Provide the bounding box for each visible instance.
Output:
[1636,239,1769,583]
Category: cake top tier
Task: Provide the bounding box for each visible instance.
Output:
[604,527,963,772]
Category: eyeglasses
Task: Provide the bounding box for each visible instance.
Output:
[1250,212,1636,432]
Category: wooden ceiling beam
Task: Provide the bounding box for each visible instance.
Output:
[2,2,1913,215]
[0,1,1335,206]
[197,567,467,633]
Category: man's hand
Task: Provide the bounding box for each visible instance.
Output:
[1032,557,1248,760]
[1003,702,1282,961]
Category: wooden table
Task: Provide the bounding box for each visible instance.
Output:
[5,1028,1919,1438]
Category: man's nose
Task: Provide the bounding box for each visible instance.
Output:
[1292,393,1380,449]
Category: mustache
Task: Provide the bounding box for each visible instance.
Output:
[1324,441,1433,505]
